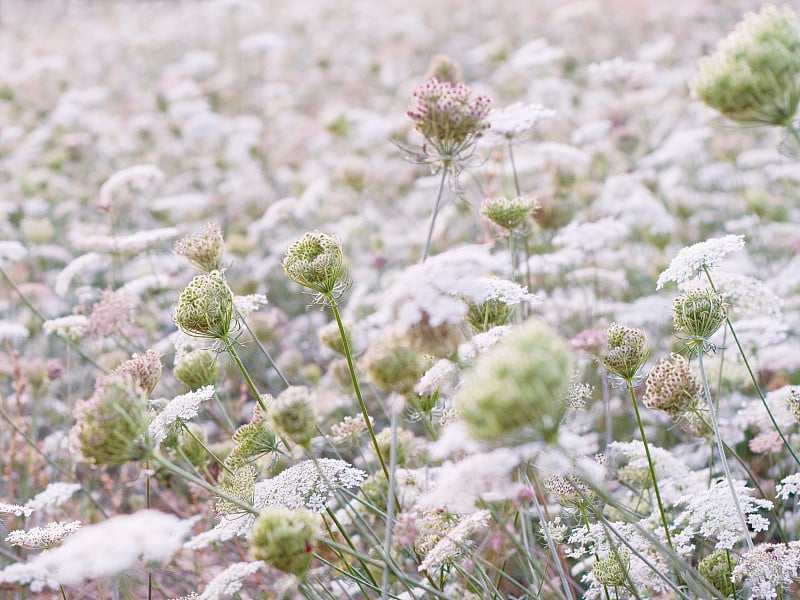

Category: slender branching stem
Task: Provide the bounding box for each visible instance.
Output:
[421,163,449,263]
[625,378,673,549]
[237,310,291,388]
[698,351,755,551]
[223,335,269,413]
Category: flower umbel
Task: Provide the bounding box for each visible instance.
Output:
[174,222,225,272]
[248,506,321,577]
[174,270,235,340]
[601,323,648,381]
[480,196,538,231]
[282,232,347,298]
[673,288,728,352]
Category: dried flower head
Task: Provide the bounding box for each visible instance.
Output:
[71,374,149,467]
[174,349,219,390]
[601,323,649,381]
[643,353,702,416]
[406,77,491,160]
[691,4,800,126]
[329,414,372,445]
[282,232,347,297]
[113,349,162,396]
[480,196,538,230]
[424,54,463,84]
[270,386,317,448]
[174,270,234,340]
[248,506,321,576]
[174,222,225,272]
[673,288,728,348]
[86,288,139,339]
[455,318,574,443]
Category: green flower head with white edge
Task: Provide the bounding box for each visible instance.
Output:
[174,270,234,340]
[673,288,728,352]
[691,4,800,127]
[283,232,347,298]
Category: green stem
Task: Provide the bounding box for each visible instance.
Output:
[626,379,673,549]
[179,420,233,475]
[60,585,68,600]
[508,140,522,197]
[698,352,755,551]
[238,310,291,388]
[420,163,449,263]
[223,335,268,413]
[145,461,153,600]
[328,298,390,482]
[703,266,800,467]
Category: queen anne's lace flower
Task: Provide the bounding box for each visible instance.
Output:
[148,385,215,445]
[483,102,555,143]
[417,510,490,572]
[24,483,82,512]
[6,521,82,549]
[733,542,800,600]
[656,235,746,289]
[196,561,263,600]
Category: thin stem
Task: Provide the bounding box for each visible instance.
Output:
[625,379,673,549]
[223,335,269,413]
[703,266,800,467]
[381,405,400,600]
[60,585,68,600]
[0,265,107,373]
[328,298,390,482]
[508,140,522,197]
[698,351,754,551]
[145,459,153,600]
[420,163,449,263]
[179,420,234,475]
[238,310,291,388]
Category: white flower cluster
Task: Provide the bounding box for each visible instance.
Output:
[656,234,746,289]
[6,521,82,548]
[233,294,268,316]
[24,482,82,512]
[72,227,178,254]
[417,510,490,572]
[673,479,772,552]
[148,385,215,445]
[196,561,264,600]
[42,315,89,340]
[483,102,555,143]
[733,542,800,600]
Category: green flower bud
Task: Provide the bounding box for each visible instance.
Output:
[480,196,538,230]
[113,349,162,396]
[406,315,463,358]
[174,270,234,340]
[673,288,728,343]
[319,320,351,356]
[226,405,278,469]
[691,4,800,126]
[601,323,648,381]
[698,550,736,596]
[375,427,415,467]
[174,349,219,390]
[643,353,702,416]
[173,222,225,272]
[593,552,630,587]
[455,318,574,443]
[71,374,149,467]
[424,54,463,84]
[270,386,317,448]
[362,340,429,394]
[282,232,346,296]
[466,298,513,332]
[248,506,321,576]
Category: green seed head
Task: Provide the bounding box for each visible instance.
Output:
[673,288,728,342]
[455,318,575,444]
[480,196,538,230]
[601,323,649,381]
[174,349,219,390]
[283,232,346,296]
[248,506,321,576]
[270,386,317,448]
[174,270,234,340]
[698,550,736,596]
[362,340,429,394]
[593,552,630,587]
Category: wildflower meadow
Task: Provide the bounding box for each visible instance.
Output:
[2,0,800,598]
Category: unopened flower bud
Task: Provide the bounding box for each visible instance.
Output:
[362,340,429,394]
[319,320,352,355]
[480,196,538,230]
[178,424,209,469]
[173,222,224,272]
[249,506,321,576]
[698,550,736,596]
[601,323,648,380]
[283,232,346,296]
[174,349,219,390]
[270,386,317,448]
[593,553,630,587]
[174,270,234,340]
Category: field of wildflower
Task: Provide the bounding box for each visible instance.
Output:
[1,0,800,598]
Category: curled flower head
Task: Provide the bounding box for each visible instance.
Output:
[270,386,317,448]
[174,348,219,390]
[406,78,491,160]
[174,270,234,340]
[248,506,321,576]
[283,232,347,297]
[643,353,702,416]
[71,374,150,467]
[173,222,224,272]
[601,323,648,381]
[698,550,736,596]
[691,4,800,126]
[593,552,630,588]
[361,340,429,394]
[673,288,728,347]
[480,196,538,231]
